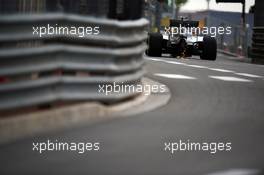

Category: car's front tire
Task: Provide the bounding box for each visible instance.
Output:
[146,33,162,57]
[200,36,217,60]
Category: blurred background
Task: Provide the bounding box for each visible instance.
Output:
[143,0,255,58]
[0,0,259,58]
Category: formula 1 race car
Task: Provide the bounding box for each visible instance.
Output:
[145,18,217,60]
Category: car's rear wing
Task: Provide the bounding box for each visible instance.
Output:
[170,19,199,28]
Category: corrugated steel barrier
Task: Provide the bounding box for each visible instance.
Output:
[0,1,148,111]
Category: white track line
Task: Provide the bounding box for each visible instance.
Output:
[163,60,186,65]
[209,76,253,82]
[155,73,196,80]
[146,58,187,65]
[147,58,263,82]
[185,64,208,68]
[146,58,163,61]
[208,68,235,73]
[235,73,263,78]
[207,169,260,175]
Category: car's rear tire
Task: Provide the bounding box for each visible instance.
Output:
[146,33,162,57]
[200,36,217,60]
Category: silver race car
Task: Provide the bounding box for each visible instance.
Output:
[146,18,217,60]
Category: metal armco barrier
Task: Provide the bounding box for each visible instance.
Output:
[0,0,148,111]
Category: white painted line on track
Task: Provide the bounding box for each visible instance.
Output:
[207,169,261,175]
[145,57,163,61]
[147,57,263,82]
[163,60,187,65]
[155,73,196,80]
[146,58,187,65]
[209,76,253,82]
[235,73,263,78]
[208,68,235,73]
[185,64,208,68]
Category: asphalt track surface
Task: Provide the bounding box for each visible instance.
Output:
[1,53,264,175]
